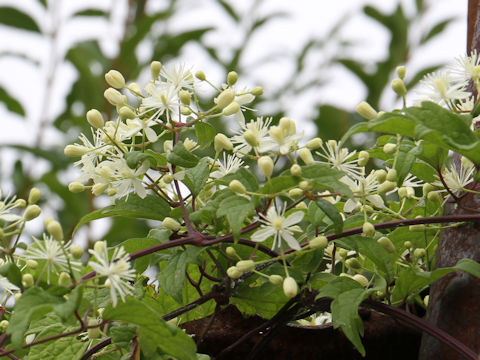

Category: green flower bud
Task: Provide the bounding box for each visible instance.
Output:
[386,169,397,182]
[377,181,396,194]
[422,183,436,196]
[180,106,192,115]
[251,86,263,96]
[70,244,83,259]
[107,188,117,198]
[346,257,362,270]
[58,272,71,287]
[227,71,238,86]
[427,191,443,202]
[22,273,34,288]
[118,106,136,119]
[0,320,9,332]
[214,133,233,153]
[279,117,296,135]
[92,183,108,196]
[269,274,283,285]
[47,220,63,241]
[236,260,255,272]
[288,188,303,199]
[338,248,349,258]
[357,150,369,166]
[87,318,102,339]
[243,129,259,147]
[299,148,314,165]
[24,205,41,221]
[362,222,375,237]
[377,236,396,253]
[310,235,328,249]
[306,137,323,150]
[26,259,38,269]
[105,70,125,89]
[424,295,429,307]
[150,61,162,79]
[64,145,87,157]
[195,70,206,81]
[383,143,397,154]
[414,248,426,258]
[409,224,426,232]
[104,88,124,106]
[127,82,141,94]
[355,101,378,120]
[295,201,308,210]
[283,276,298,298]
[178,90,191,105]
[396,66,406,79]
[68,182,85,193]
[163,174,173,184]
[28,188,41,204]
[374,169,387,183]
[258,156,274,178]
[14,199,26,208]
[290,164,302,177]
[226,266,243,279]
[222,101,240,116]
[226,247,237,257]
[163,217,181,231]
[352,274,369,287]
[229,180,246,194]
[299,180,312,191]
[93,241,107,257]
[216,89,235,110]
[391,78,407,97]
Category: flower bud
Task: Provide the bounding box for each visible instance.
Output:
[24,205,41,221]
[338,248,349,258]
[362,222,375,237]
[299,148,314,165]
[391,78,407,97]
[14,199,26,208]
[310,235,328,249]
[226,247,237,257]
[386,169,397,182]
[383,143,397,154]
[251,86,263,96]
[283,277,298,298]
[163,174,173,184]
[87,318,102,339]
[127,82,141,94]
[28,188,41,204]
[195,70,206,81]
[58,272,71,287]
[295,201,308,210]
[22,273,34,288]
[104,88,124,106]
[279,117,296,135]
[346,258,362,270]
[227,266,243,279]
[44,217,54,228]
[352,274,369,287]
[222,101,240,116]
[26,259,38,269]
[150,61,162,79]
[163,140,173,153]
[377,236,396,253]
[47,220,63,241]
[236,260,255,272]
[269,274,283,285]
[163,217,181,231]
[377,181,396,194]
[374,169,387,183]
[409,224,426,232]
[299,180,312,191]
[243,129,259,147]
[355,101,378,120]
[178,90,191,105]
[214,133,233,153]
[105,70,125,89]
[306,137,323,150]
[68,182,85,193]
[414,248,426,258]
[424,295,429,307]
[396,66,406,79]
[290,164,302,177]
[258,156,274,178]
[357,151,369,166]
[0,320,9,331]
[93,241,107,257]
[70,244,83,259]
[227,71,238,86]
[427,191,442,202]
[422,183,436,196]
[64,145,87,157]
[180,106,191,115]
[288,188,303,199]
[118,106,136,119]
[92,183,108,196]
[229,180,246,194]
[216,89,235,110]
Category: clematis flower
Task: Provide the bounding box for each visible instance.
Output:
[251,204,304,250]
[210,154,246,179]
[316,140,362,179]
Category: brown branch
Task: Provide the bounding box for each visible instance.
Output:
[81,337,112,360]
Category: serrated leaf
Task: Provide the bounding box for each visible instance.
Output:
[194,122,216,148]
[74,194,170,234]
[0,7,41,32]
[110,325,137,349]
[217,195,254,239]
[184,158,209,196]
[103,297,197,360]
[121,237,163,273]
[316,198,343,234]
[0,86,25,116]
[167,143,199,168]
[356,238,394,283]
[233,282,288,319]
[308,201,325,227]
[315,276,363,300]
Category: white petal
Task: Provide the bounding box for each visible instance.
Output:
[281,231,301,250]
[145,127,158,142]
[343,199,358,213]
[283,211,304,227]
[367,194,384,208]
[0,213,21,222]
[251,227,275,242]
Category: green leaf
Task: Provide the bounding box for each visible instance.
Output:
[260,176,298,194]
[110,325,137,349]
[331,288,368,356]
[103,297,197,360]
[74,194,170,234]
[167,143,199,168]
[308,201,325,227]
[125,151,158,168]
[194,122,216,148]
[302,164,352,196]
[356,238,394,283]
[233,282,288,318]
[72,9,109,18]
[184,158,209,196]
[54,285,84,320]
[217,195,254,239]
[0,262,22,287]
[420,18,455,44]
[0,86,24,116]
[122,237,163,273]
[0,7,41,32]
[316,198,343,234]
[395,140,423,185]
[315,276,363,299]
[221,168,258,192]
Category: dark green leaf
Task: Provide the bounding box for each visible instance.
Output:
[0,262,22,287]
[184,158,209,196]
[167,143,199,168]
[72,9,109,18]
[315,276,362,300]
[74,194,170,234]
[125,151,158,168]
[234,282,288,319]
[195,122,216,148]
[260,176,298,194]
[110,325,137,349]
[0,86,24,116]
[395,140,423,185]
[0,7,41,32]
[316,199,343,234]
[122,237,163,273]
[420,18,455,44]
[302,164,352,196]
[217,195,254,239]
[221,168,258,192]
[356,238,394,283]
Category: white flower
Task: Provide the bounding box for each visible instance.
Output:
[418,71,469,106]
[316,140,362,178]
[88,242,135,307]
[124,117,158,143]
[210,154,246,179]
[102,158,150,199]
[231,116,272,156]
[433,162,474,195]
[449,50,480,83]
[251,204,304,250]
[19,235,80,283]
[341,171,383,213]
[0,191,22,223]
[140,83,179,122]
[0,275,19,294]
[160,63,194,90]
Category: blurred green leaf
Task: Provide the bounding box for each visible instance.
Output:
[0,7,41,33]
[72,9,109,18]
[0,262,22,287]
[421,18,455,44]
[0,86,25,116]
